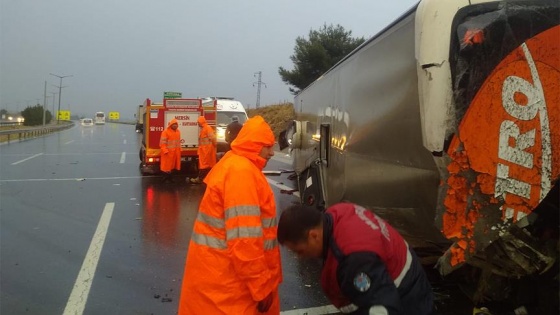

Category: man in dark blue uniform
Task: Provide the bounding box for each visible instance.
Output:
[278,202,434,315]
[225,115,243,149]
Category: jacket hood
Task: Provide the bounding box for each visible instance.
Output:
[231,115,274,169]
[197,116,207,126]
[168,118,179,128]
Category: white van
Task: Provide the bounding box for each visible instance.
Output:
[94,111,106,125]
[203,97,248,152]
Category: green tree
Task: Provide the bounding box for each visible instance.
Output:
[279,24,365,95]
[46,110,53,124]
[21,104,46,126]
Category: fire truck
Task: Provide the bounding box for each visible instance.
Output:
[139,98,216,175]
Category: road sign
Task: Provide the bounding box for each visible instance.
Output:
[164,91,182,99]
[57,110,71,120]
[108,112,120,120]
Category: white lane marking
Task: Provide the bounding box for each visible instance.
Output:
[0,176,154,182]
[266,177,300,198]
[280,305,339,315]
[63,202,115,315]
[123,139,127,145]
[119,152,126,164]
[11,153,44,165]
[65,140,75,145]
[271,151,292,164]
[2,152,138,157]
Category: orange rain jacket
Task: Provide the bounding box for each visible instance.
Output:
[197,116,217,170]
[179,115,282,315]
[159,118,181,172]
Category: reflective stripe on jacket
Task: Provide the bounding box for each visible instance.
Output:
[196,116,216,169]
[159,118,181,172]
[179,115,281,315]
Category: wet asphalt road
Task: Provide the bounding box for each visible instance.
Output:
[0,123,334,315]
[0,122,474,315]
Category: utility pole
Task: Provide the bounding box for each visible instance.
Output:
[252,71,267,108]
[49,73,73,123]
[51,91,58,122]
[43,81,47,126]
[51,84,67,122]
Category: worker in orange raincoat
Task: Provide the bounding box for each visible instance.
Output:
[190,115,217,184]
[159,118,181,182]
[179,115,282,314]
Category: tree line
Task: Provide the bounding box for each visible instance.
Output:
[0,105,53,126]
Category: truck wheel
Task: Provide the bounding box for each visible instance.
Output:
[140,167,149,176]
[139,163,150,176]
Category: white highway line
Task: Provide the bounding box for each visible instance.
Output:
[280,305,339,315]
[43,152,138,156]
[63,202,115,315]
[11,153,44,165]
[65,140,75,145]
[123,139,127,145]
[0,176,151,182]
[119,152,126,164]
[266,177,300,198]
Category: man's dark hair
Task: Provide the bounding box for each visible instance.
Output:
[277,205,323,244]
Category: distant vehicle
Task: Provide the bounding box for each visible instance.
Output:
[81,118,94,126]
[202,97,248,152]
[135,104,146,133]
[94,112,105,125]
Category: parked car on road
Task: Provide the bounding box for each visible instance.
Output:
[81,118,94,126]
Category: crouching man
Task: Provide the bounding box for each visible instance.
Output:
[278,202,434,315]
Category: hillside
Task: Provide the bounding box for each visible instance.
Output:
[246,102,295,139]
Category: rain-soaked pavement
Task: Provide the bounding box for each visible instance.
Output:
[0,122,492,315]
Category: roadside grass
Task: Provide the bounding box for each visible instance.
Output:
[0,125,27,143]
[247,102,295,139]
[0,125,25,130]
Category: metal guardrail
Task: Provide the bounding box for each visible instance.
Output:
[0,121,74,143]
[0,121,23,127]
[108,120,135,125]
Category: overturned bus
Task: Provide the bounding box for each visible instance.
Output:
[280,0,559,308]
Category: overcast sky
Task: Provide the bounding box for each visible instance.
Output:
[1,0,418,119]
